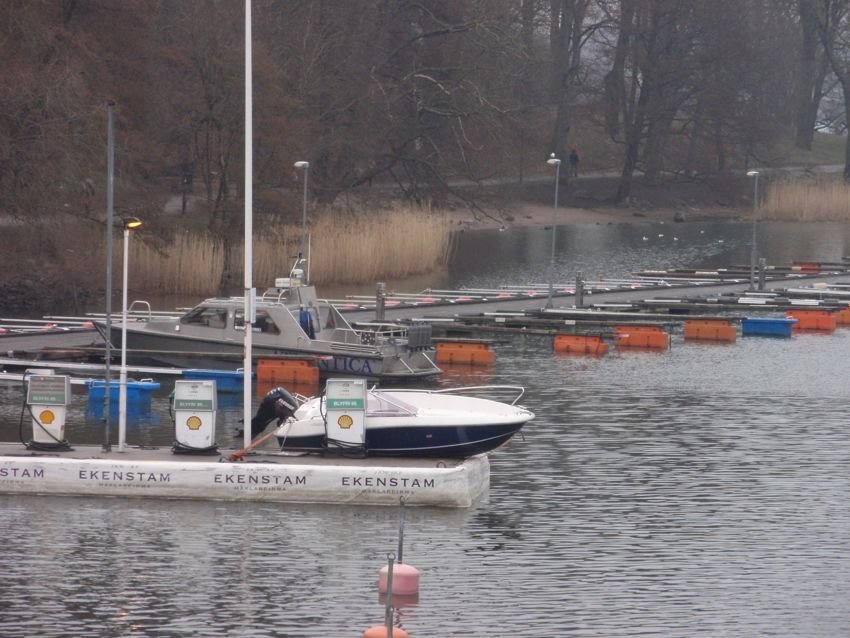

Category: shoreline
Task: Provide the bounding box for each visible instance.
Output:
[451,202,747,231]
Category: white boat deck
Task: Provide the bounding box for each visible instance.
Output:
[0,443,489,507]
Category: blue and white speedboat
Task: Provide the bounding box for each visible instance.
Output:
[259,385,533,458]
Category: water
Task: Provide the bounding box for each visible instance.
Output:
[2,220,850,637]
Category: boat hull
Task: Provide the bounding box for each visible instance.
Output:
[272,389,534,458]
[100,324,439,380]
[277,421,525,458]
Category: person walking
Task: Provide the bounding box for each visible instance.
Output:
[569,148,580,177]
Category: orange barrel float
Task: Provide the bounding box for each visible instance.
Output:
[363,627,409,638]
[786,309,837,332]
[256,358,320,385]
[435,340,496,366]
[683,319,737,342]
[613,325,669,350]
[834,306,850,326]
[790,261,822,273]
[553,334,609,355]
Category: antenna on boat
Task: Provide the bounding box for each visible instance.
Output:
[294,160,310,283]
[288,254,306,287]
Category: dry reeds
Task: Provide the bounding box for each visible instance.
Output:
[129,204,453,293]
[132,232,225,295]
[763,177,850,221]
[306,205,454,284]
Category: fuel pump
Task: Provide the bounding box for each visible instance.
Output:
[172,379,218,454]
[324,378,367,453]
[25,371,72,451]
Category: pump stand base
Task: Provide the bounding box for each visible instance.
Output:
[171,442,219,456]
[25,440,73,452]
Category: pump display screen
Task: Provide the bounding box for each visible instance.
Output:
[26,376,70,406]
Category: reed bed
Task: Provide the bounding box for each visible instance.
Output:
[306,206,454,284]
[127,204,453,294]
[132,232,225,295]
[763,177,850,221]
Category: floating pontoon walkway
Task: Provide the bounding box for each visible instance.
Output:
[0,443,489,507]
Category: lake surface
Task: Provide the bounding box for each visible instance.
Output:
[1,220,850,637]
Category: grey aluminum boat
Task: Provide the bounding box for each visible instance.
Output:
[94,276,440,380]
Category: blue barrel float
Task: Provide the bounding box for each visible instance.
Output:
[181,369,249,393]
[85,379,162,421]
[85,379,161,402]
[741,317,797,338]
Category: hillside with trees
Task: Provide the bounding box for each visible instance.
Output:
[2,0,850,308]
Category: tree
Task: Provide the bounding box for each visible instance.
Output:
[795,0,833,149]
[548,0,595,178]
[814,0,850,179]
[261,0,529,207]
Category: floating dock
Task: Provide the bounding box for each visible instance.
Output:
[0,444,489,507]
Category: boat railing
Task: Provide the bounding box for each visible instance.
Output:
[325,327,406,350]
[127,300,153,321]
[260,287,294,304]
[388,385,527,406]
[348,322,433,350]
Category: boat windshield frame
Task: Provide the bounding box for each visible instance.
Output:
[180,305,229,329]
[365,390,418,417]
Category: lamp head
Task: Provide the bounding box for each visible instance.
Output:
[122,217,143,230]
[547,157,561,166]
[294,161,309,169]
[746,170,759,177]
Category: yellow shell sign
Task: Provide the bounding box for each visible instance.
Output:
[337,414,354,429]
[186,416,203,430]
[38,410,55,424]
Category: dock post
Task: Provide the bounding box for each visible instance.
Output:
[376,282,386,322]
[384,553,395,634]
[575,271,584,308]
[757,258,766,291]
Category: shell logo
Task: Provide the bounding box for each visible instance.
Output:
[39,410,55,425]
[337,414,354,429]
[186,416,203,430]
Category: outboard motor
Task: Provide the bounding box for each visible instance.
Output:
[250,387,298,438]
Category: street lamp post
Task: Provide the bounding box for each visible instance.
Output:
[294,161,309,282]
[747,170,760,290]
[546,154,561,309]
[118,217,143,452]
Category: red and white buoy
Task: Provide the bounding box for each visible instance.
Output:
[364,553,410,638]
[378,562,420,596]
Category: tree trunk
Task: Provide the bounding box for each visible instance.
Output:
[643,108,675,183]
[549,0,588,173]
[603,0,635,140]
[684,102,704,174]
[715,119,726,172]
[795,0,828,150]
[616,85,647,202]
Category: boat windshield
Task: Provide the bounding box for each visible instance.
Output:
[234,308,281,334]
[366,391,418,417]
[181,306,228,329]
